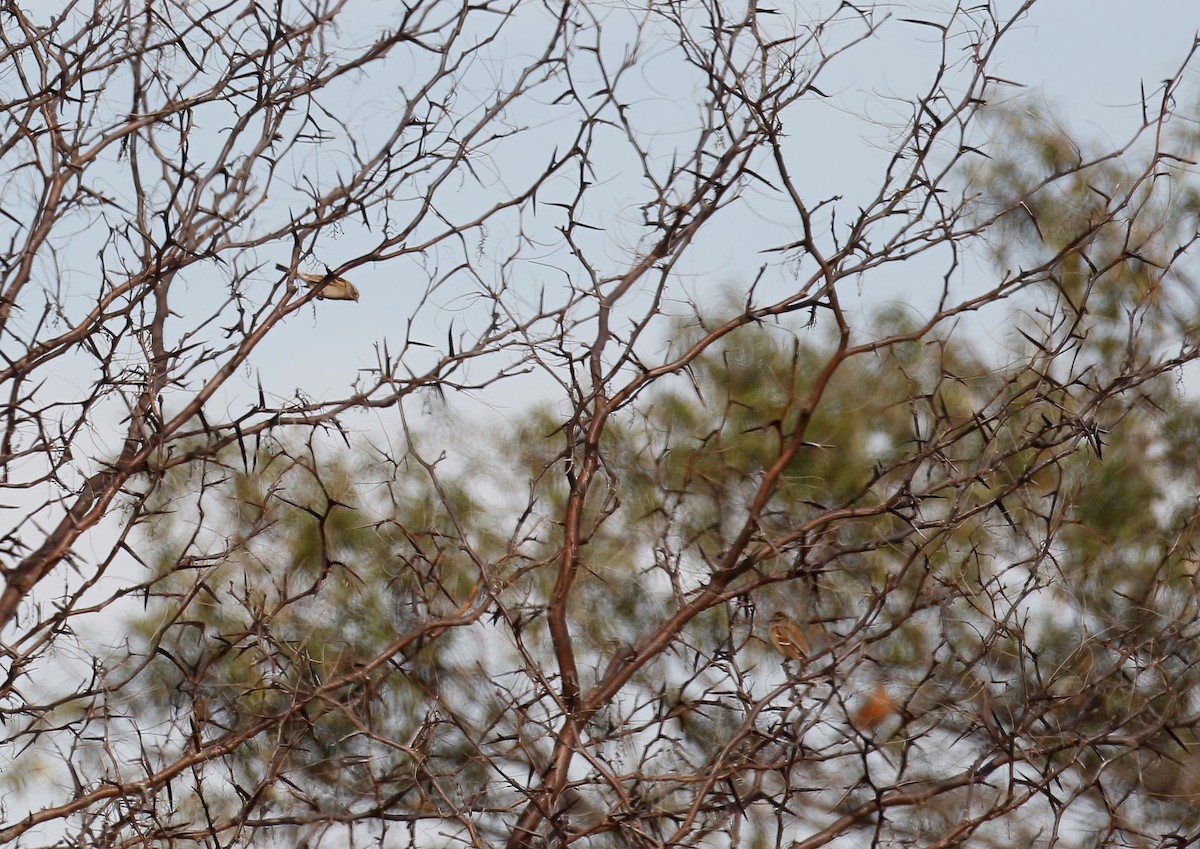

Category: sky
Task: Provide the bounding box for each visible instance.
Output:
[7,0,1200,586]
[6,0,1198,508]
[233,0,1200,424]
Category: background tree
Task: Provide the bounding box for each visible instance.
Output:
[2,1,1200,848]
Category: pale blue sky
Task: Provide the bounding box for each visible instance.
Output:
[15,1,1198,444]
[236,1,1199,425]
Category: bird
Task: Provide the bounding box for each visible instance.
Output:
[853,684,896,733]
[275,262,360,301]
[768,611,810,664]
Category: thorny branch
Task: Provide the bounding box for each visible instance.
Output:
[1,2,1200,849]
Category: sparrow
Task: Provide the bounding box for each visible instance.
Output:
[768,611,810,664]
[275,262,360,301]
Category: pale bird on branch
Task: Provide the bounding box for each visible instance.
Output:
[768,611,810,664]
[275,262,360,301]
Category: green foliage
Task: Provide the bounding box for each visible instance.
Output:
[116,101,1200,843]
[132,439,511,812]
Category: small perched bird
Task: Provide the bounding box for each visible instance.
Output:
[768,611,810,664]
[853,684,897,733]
[275,262,360,301]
